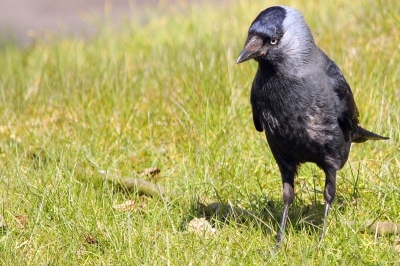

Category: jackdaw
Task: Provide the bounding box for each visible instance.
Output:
[236,6,389,246]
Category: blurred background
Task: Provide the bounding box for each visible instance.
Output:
[0,0,213,45]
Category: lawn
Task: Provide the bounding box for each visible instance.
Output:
[0,0,399,264]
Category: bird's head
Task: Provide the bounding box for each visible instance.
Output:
[237,6,315,68]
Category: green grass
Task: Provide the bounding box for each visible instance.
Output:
[0,0,399,264]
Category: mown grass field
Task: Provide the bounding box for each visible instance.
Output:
[0,0,399,264]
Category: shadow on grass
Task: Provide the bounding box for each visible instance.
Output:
[180,193,350,239]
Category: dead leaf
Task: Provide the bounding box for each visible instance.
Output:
[113,200,136,211]
[14,215,29,228]
[141,167,160,177]
[85,234,99,245]
[187,217,216,238]
[112,199,147,213]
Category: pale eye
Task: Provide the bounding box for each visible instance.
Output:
[270,38,278,45]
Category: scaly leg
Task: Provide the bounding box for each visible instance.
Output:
[320,167,336,242]
[276,203,290,248]
[275,162,296,248]
[320,202,331,241]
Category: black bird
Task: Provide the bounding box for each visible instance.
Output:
[236,6,389,247]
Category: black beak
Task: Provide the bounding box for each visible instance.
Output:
[236,48,258,64]
[236,36,263,64]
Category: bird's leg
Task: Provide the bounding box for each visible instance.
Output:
[320,168,337,242]
[275,165,295,248]
[320,202,331,241]
[276,202,290,248]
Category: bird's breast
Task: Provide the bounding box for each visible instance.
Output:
[257,101,346,164]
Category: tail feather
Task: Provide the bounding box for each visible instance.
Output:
[352,126,389,143]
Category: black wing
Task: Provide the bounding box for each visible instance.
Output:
[250,83,263,132]
[251,104,263,132]
[325,59,359,141]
